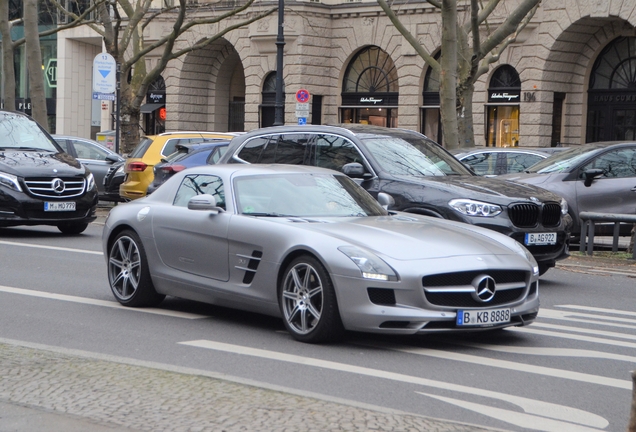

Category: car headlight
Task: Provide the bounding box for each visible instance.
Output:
[86,173,95,191]
[338,246,398,281]
[510,241,539,276]
[115,165,124,175]
[449,199,502,217]
[0,172,22,192]
[560,198,568,215]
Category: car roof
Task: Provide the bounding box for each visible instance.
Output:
[454,148,551,157]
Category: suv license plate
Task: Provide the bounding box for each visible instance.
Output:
[456,308,511,326]
[44,202,76,212]
[525,232,557,245]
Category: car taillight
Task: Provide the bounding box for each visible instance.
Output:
[159,165,186,173]
[126,162,148,172]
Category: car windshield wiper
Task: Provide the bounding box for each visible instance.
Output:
[243,212,294,217]
[11,146,53,152]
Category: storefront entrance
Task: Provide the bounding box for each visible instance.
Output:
[339,46,399,128]
[485,65,521,147]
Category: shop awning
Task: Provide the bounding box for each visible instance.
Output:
[140,103,165,113]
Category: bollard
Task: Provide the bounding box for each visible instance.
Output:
[630,370,636,432]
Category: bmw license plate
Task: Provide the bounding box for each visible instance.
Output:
[456,308,511,326]
[44,202,76,212]
[525,232,556,246]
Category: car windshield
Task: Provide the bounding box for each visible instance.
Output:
[525,144,605,173]
[0,113,58,152]
[234,173,387,217]
[361,136,472,177]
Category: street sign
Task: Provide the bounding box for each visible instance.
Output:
[295,89,310,104]
[296,103,309,111]
[298,117,307,125]
[92,92,116,101]
[45,59,57,88]
[93,53,117,94]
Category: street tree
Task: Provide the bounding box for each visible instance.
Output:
[377,0,540,149]
[0,1,105,130]
[54,0,276,154]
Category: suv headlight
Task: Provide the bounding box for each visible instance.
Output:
[449,199,502,217]
[560,198,568,215]
[86,173,95,191]
[338,246,398,281]
[0,172,22,192]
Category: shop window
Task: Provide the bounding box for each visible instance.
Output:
[486,66,521,147]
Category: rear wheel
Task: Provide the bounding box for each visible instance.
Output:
[279,256,343,343]
[108,230,164,307]
[57,222,88,235]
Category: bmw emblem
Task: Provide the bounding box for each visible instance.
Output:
[529,196,540,203]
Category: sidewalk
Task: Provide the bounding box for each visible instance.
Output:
[0,340,499,432]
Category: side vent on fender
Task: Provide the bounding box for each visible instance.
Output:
[236,250,263,284]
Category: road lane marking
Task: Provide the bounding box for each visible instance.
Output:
[555,304,636,317]
[179,339,608,429]
[417,393,604,432]
[367,344,630,389]
[510,327,636,349]
[0,240,103,255]
[460,343,636,362]
[0,285,206,319]
[541,308,636,326]
[532,322,636,341]
[539,310,636,331]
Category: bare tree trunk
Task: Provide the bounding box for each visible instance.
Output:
[439,0,459,149]
[457,85,475,148]
[24,0,48,129]
[0,1,16,111]
[120,101,141,155]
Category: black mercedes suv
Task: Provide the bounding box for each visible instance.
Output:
[0,111,98,234]
[218,124,572,275]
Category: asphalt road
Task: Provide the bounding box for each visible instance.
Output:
[0,220,635,431]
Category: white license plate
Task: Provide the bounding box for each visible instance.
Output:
[456,308,511,326]
[44,202,76,212]
[524,232,557,245]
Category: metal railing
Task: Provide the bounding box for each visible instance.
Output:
[579,211,636,258]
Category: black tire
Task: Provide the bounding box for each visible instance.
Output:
[279,255,344,343]
[107,230,165,307]
[57,222,89,235]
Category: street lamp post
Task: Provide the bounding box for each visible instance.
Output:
[273,0,285,126]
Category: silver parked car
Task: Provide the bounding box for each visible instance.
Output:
[452,148,550,176]
[500,141,636,236]
[103,164,540,343]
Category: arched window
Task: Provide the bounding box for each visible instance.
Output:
[421,52,441,144]
[260,72,285,128]
[590,37,636,90]
[486,65,521,147]
[340,46,399,127]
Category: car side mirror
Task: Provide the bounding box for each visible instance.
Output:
[583,168,604,187]
[187,194,224,214]
[342,162,372,179]
[377,192,395,210]
[105,154,120,164]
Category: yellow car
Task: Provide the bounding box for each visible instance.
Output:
[119,131,241,200]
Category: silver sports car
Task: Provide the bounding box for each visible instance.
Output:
[103,164,540,343]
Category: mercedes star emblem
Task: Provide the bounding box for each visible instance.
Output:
[471,275,496,302]
[52,178,65,194]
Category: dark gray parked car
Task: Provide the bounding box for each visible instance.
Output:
[218,124,572,275]
[500,141,636,236]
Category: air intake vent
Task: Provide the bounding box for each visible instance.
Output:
[542,203,561,226]
[237,250,262,284]
[367,288,396,306]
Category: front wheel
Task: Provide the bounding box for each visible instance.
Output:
[57,222,88,235]
[108,230,165,307]
[279,256,343,343]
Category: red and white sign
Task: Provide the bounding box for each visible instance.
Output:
[295,89,310,103]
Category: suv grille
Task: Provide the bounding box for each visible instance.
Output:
[508,202,561,228]
[24,177,86,198]
[422,270,528,308]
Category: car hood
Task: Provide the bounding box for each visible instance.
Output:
[391,174,563,203]
[498,171,566,185]
[283,215,522,260]
[0,150,84,177]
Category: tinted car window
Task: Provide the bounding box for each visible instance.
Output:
[236,136,275,163]
[208,146,227,164]
[129,137,154,158]
[462,152,496,175]
[580,148,636,178]
[314,134,363,171]
[505,153,544,174]
[55,138,69,153]
[527,144,607,173]
[163,138,210,157]
[362,136,469,176]
[173,174,225,209]
[275,134,310,164]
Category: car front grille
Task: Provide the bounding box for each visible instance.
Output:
[422,270,528,308]
[24,177,86,198]
[508,202,561,228]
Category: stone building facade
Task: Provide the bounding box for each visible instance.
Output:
[56,0,636,148]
